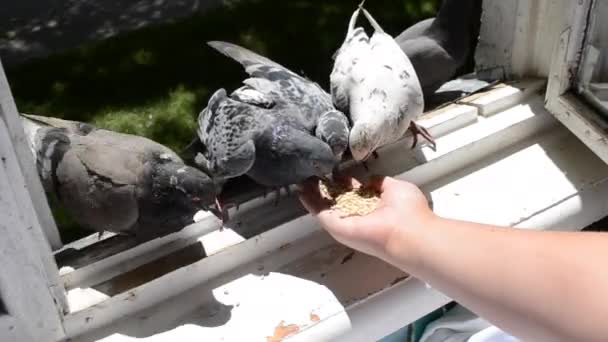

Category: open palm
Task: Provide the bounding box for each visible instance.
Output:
[298,176,433,262]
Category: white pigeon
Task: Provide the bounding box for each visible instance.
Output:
[330,3,435,162]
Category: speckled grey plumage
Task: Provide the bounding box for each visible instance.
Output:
[196,88,337,188]
[396,0,481,99]
[206,41,350,160]
[195,41,344,187]
[22,114,219,238]
[330,5,425,161]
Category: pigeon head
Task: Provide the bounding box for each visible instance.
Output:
[150,160,219,218]
[272,126,338,180]
[349,121,382,162]
[349,87,402,161]
[316,109,350,160]
[293,132,337,179]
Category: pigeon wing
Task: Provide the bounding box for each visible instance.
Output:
[75,142,140,186]
[330,7,371,113]
[208,41,333,129]
[22,113,96,136]
[197,89,261,179]
[329,51,352,113]
[55,139,139,234]
[330,28,371,113]
[207,41,287,71]
[231,85,275,108]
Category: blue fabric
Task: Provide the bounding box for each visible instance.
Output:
[468,327,519,342]
[418,304,521,342]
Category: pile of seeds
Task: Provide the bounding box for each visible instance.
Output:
[319,179,381,217]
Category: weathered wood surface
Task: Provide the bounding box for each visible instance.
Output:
[0,65,63,250]
[0,61,67,340]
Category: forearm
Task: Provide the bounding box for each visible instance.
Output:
[386,216,608,342]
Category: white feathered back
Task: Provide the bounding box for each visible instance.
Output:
[330,5,424,161]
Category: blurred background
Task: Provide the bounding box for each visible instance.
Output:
[2,0,440,242]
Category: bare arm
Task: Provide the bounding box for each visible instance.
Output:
[392,217,608,342]
[299,176,608,342]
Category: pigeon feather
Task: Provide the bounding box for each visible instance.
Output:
[23,115,220,237]
[330,5,426,161]
[196,87,338,188]
[207,41,350,160]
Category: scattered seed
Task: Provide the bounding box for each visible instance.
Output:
[318,180,380,217]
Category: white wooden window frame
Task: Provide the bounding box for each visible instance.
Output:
[0,62,67,342]
[0,64,64,252]
[576,0,608,116]
[545,0,608,165]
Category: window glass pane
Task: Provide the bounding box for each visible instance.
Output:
[578,0,608,113]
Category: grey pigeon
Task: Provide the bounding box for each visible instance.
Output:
[22,114,221,238]
[330,3,432,162]
[396,0,482,100]
[195,41,346,189]
[206,41,350,161]
[196,88,336,189]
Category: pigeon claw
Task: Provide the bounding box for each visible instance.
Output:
[409,122,437,151]
[268,186,291,207]
[213,197,233,230]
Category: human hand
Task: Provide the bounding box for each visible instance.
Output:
[298,176,435,263]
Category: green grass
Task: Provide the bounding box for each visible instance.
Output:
[92,86,199,151]
[6,0,439,242]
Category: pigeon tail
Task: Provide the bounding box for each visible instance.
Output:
[346,7,362,39]
[20,117,42,160]
[207,41,284,69]
[21,113,68,127]
[360,7,385,34]
[197,88,227,143]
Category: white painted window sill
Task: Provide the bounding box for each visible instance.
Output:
[57,79,608,342]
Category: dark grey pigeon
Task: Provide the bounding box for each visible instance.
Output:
[395,0,482,101]
[196,88,337,189]
[21,114,221,238]
[206,41,350,161]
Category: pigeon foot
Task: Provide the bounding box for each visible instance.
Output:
[409,122,436,151]
[214,197,235,230]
